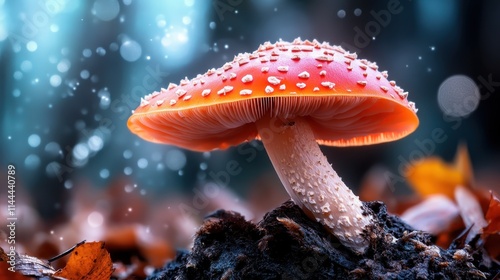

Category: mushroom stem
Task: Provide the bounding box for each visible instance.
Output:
[256,117,373,254]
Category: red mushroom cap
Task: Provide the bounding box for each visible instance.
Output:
[128,38,419,151]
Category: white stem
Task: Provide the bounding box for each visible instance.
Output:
[256,117,373,254]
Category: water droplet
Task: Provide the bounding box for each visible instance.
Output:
[354,8,362,16]
[209,21,216,29]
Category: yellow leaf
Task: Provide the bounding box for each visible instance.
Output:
[405,144,473,199]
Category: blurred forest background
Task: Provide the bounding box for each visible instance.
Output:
[1,0,499,236]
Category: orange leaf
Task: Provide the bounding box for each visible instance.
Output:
[405,144,474,199]
[0,262,30,280]
[483,192,500,235]
[53,241,113,280]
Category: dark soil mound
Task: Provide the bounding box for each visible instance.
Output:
[149,200,499,279]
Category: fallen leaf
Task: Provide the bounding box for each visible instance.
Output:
[53,241,113,280]
[406,144,474,199]
[483,192,500,235]
[400,195,459,235]
[14,252,56,278]
[0,261,29,280]
[454,186,487,243]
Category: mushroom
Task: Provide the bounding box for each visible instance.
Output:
[127,38,419,254]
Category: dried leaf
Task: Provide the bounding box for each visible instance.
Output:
[400,195,459,235]
[53,241,113,280]
[14,252,56,278]
[483,192,500,235]
[2,246,59,278]
[0,261,29,280]
[406,144,474,199]
[455,186,487,243]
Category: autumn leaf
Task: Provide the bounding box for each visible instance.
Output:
[0,261,29,280]
[53,241,113,280]
[400,194,459,235]
[454,186,487,243]
[405,144,473,199]
[483,192,500,235]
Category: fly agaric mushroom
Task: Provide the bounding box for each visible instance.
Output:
[127,38,419,254]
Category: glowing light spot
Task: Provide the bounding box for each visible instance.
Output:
[50,75,62,87]
[120,40,142,62]
[438,75,480,117]
[165,149,186,171]
[26,41,37,52]
[99,169,109,179]
[57,59,71,72]
[80,70,90,79]
[87,211,104,228]
[83,48,92,57]
[124,167,132,175]
[25,154,40,169]
[28,134,41,147]
[92,0,120,21]
[88,135,103,151]
[137,158,148,168]
[182,16,191,25]
[20,60,32,72]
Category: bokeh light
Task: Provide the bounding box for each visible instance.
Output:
[438,75,480,117]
